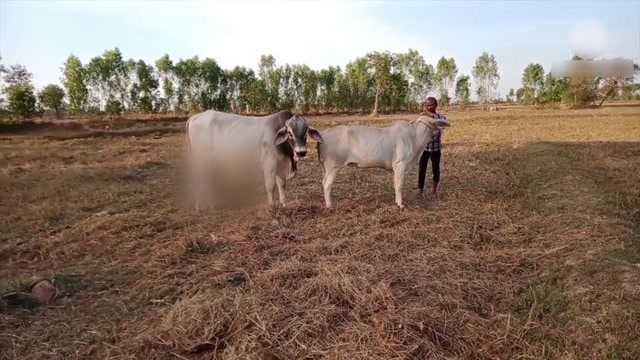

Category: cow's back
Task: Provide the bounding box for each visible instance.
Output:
[187,110,297,175]
[319,125,401,168]
[189,111,271,150]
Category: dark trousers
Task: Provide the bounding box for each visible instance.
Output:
[418,150,441,191]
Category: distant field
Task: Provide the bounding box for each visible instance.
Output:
[1,105,639,359]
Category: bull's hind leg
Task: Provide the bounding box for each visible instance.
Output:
[322,166,340,208]
[392,163,407,209]
[264,173,276,206]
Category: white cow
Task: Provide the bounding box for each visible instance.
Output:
[317,116,450,208]
[186,110,322,210]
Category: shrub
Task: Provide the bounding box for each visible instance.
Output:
[38,84,66,118]
[105,99,124,115]
[6,84,37,118]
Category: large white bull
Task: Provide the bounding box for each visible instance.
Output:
[317,116,449,208]
[186,110,322,210]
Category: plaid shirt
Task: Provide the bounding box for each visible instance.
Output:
[424,114,446,152]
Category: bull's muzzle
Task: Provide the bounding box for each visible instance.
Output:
[294,146,308,160]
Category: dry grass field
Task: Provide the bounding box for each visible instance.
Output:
[1,105,639,359]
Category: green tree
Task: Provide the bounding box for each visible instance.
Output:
[540,73,568,103]
[515,88,525,103]
[565,77,598,107]
[86,48,129,111]
[249,79,269,113]
[335,69,351,111]
[506,88,516,103]
[3,64,32,87]
[105,98,123,115]
[291,64,318,112]
[472,52,500,108]
[454,75,471,104]
[226,66,257,113]
[317,66,341,111]
[38,84,65,117]
[128,60,159,112]
[2,63,36,117]
[258,54,281,112]
[367,51,394,115]
[521,63,545,104]
[345,56,373,113]
[278,64,296,110]
[198,58,227,111]
[435,57,458,105]
[155,54,175,111]
[383,71,408,112]
[62,55,88,113]
[173,56,202,111]
[396,49,434,110]
[6,84,37,117]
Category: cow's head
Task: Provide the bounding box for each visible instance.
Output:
[274,114,322,160]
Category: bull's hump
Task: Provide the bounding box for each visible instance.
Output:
[273,110,293,119]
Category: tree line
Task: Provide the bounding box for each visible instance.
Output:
[0,49,496,118]
[0,50,638,119]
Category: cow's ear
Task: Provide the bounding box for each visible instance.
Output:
[308,127,323,143]
[274,126,289,145]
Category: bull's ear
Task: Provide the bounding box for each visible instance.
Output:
[308,127,323,143]
[274,127,289,145]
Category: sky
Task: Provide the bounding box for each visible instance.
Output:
[1,0,639,97]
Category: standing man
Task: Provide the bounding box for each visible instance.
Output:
[417,97,448,196]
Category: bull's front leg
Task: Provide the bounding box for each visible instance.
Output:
[392,162,407,209]
[263,168,276,206]
[276,175,286,207]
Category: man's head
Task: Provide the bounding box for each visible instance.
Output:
[424,97,438,113]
